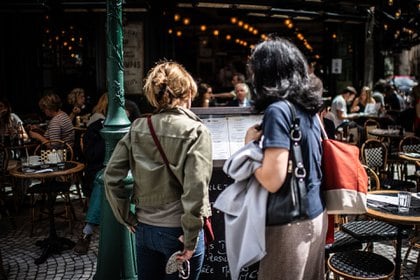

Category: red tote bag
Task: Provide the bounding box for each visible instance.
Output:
[318,117,368,244]
[321,137,368,215]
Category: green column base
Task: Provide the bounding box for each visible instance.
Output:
[94,171,137,280]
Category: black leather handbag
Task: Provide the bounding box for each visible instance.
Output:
[266,101,308,226]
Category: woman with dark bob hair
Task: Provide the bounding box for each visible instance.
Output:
[244,36,327,279]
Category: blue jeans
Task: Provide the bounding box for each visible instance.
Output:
[135,223,205,280]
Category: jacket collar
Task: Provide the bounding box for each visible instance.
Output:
[158,106,202,123]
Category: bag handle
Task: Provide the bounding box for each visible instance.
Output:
[316,114,329,140]
[147,115,182,187]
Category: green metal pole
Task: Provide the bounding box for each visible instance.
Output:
[94,0,137,279]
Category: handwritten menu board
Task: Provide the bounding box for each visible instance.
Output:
[202,115,263,160]
[200,169,259,280]
[192,108,262,279]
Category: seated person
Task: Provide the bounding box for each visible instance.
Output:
[329,86,357,128]
[125,99,141,122]
[0,98,29,144]
[65,88,91,124]
[29,93,75,148]
[192,82,215,107]
[74,98,106,255]
[227,83,253,107]
[350,86,376,113]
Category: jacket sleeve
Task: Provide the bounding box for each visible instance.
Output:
[181,125,213,250]
[104,133,138,227]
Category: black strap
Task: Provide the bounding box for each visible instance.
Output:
[147,115,182,186]
[284,100,307,202]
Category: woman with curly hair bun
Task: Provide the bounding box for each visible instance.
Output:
[104,60,213,280]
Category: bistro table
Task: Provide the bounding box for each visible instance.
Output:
[399,152,420,164]
[367,190,420,280]
[9,161,84,264]
[368,128,414,144]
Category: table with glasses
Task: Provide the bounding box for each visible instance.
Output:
[366,190,420,279]
[9,161,84,264]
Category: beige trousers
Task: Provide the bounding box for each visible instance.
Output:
[258,210,328,280]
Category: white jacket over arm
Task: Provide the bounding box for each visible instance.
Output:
[214,141,268,280]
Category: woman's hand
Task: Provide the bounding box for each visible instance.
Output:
[29,130,41,141]
[72,106,81,114]
[176,235,194,261]
[176,249,194,261]
[126,225,137,234]
[245,124,263,144]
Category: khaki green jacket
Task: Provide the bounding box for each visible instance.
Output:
[104,107,213,250]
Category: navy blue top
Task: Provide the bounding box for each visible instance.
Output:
[262,101,325,219]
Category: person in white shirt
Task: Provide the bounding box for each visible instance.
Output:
[328,86,357,128]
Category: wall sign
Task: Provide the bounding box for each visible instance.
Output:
[123,22,144,95]
[331,58,342,74]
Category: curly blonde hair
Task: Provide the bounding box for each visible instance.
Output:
[67,88,85,106]
[143,61,197,110]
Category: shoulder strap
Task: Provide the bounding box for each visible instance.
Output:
[147,115,182,186]
[283,100,307,188]
[316,114,329,140]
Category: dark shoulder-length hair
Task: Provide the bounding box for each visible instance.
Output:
[249,36,323,114]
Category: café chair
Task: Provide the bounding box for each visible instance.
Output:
[0,143,16,226]
[28,140,77,235]
[361,139,416,191]
[328,250,395,280]
[325,230,363,279]
[363,164,381,191]
[403,229,420,276]
[399,135,420,181]
[364,118,381,141]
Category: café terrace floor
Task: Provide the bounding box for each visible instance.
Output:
[1,191,420,280]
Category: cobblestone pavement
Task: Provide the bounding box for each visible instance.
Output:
[2,200,420,279]
[0,199,98,280]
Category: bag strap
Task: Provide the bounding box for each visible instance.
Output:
[283,100,307,200]
[316,114,329,140]
[147,115,182,187]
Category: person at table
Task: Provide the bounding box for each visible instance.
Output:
[29,93,75,148]
[0,98,29,144]
[124,99,141,122]
[73,93,108,255]
[191,82,215,107]
[211,72,248,105]
[227,82,253,107]
[350,86,376,113]
[245,36,326,279]
[384,83,406,112]
[64,88,91,124]
[326,86,357,128]
[104,61,213,280]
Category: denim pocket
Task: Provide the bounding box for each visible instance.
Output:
[158,229,183,252]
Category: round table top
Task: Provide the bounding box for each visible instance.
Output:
[368,128,414,138]
[367,190,420,225]
[398,152,420,163]
[9,161,84,179]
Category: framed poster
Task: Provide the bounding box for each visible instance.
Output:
[124,22,144,95]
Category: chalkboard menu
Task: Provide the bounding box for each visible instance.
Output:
[191,107,262,280]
